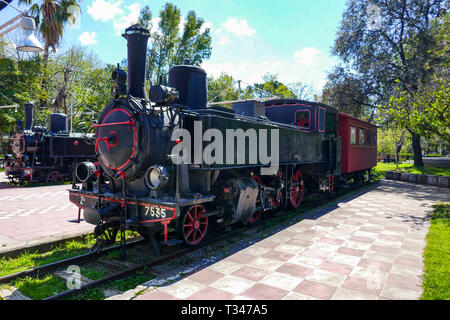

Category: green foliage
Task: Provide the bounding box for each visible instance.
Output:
[14,275,67,300]
[249,73,297,99]
[207,73,239,103]
[373,162,450,178]
[377,128,408,154]
[382,76,450,146]
[0,45,114,135]
[327,0,446,166]
[138,3,212,84]
[422,202,450,300]
[47,45,113,132]
[0,56,47,134]
[0,235,96,277]
[109,268,156,292]
[207,72,309,104]
[321,66,374,119]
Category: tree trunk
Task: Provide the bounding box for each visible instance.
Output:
[411,132,424,167]
[395,142,403,167]
[43,42,49,66]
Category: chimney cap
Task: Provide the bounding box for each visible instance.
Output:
[122,23,150,39]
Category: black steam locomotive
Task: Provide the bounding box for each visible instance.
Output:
[69,23,371,254]
[4,103,96,184]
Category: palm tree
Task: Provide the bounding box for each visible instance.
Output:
[18,0,81,64]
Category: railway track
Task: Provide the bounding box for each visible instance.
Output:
[1,179,377,300]
[0,238,145,285]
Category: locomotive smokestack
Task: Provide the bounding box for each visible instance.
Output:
[122,24,150,99]
[24,102,34,130]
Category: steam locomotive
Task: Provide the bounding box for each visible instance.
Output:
[4,103,96,184]
[69,24,377,252]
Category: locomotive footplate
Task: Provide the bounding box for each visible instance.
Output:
[68,189,215,225]
[5,165,54,183]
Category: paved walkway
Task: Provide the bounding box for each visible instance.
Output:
[0,173,94,254]
[138,180,450,300]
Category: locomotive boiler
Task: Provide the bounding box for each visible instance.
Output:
[69,23,376,253]
[4,103,96,184]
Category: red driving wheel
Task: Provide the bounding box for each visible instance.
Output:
[178,205,209,246]
[46,171,64,184]
[290,170,304,209]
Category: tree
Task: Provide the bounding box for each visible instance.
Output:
[18,0,81,65]
[207,73,238,103]
[248,73,297,99]
[138,3,212,84]
[47,46,114,132]
[377,128,411,166]
[381,12,450,150]
[0,56,47,138]
[288,81,316,101]
[327,0,446,167]
[321,66,376,120]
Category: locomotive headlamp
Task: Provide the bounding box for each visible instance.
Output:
[145,165,169,190]
[75,161,97,183]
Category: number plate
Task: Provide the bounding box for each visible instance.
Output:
[140,204,175,222]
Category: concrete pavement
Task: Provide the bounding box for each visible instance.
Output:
[0,172,94,255]
[137,180,450,300]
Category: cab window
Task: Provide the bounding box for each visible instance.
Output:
[296,111,310,129]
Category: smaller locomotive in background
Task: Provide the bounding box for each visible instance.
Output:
[4,102,96,185]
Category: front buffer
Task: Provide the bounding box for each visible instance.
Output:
[68,189,214,247]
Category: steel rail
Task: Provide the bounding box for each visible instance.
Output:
[0,238,145,285]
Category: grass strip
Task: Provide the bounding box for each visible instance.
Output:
[422,202,450,300]
[374,162,450,178]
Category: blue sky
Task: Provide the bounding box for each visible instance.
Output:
[0,0,348,93]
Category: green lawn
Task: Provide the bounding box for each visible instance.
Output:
[373,162,450,179]
[422,202,450,300]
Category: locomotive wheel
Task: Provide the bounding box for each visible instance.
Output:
[46,171,64,184]
[269,190,285,215]
[177,205,209,247]
[247,175,263,225]
[290,170,304,209]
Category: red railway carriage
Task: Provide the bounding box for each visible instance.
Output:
[338,112,377,174]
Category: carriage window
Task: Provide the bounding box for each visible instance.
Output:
[366,131,371,145]
[373,132,377,145]
[350,127,356,144]
[296,111,310,129]
[359,129,365,145]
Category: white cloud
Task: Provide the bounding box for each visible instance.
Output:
[87,0,123,22]
[202,54,331,94]
[294,47,321,65]
[218,36,230,45]
[201,21,213,33]
[222,17,256,36]
[78,31,98,45]
[113,3,142,36]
